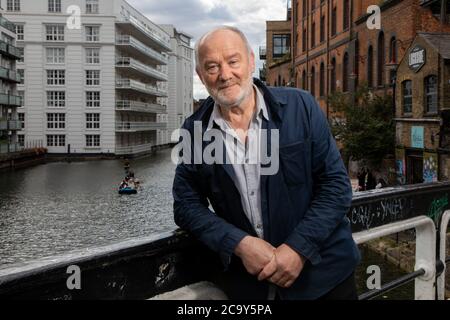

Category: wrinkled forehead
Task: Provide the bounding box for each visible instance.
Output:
[198,30,248,61]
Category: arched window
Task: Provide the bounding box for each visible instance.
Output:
[425,75,438,114]
[303,0,307,18]
[278,75,281,87]
[377,32,385,86]
[343,0,350,30]
[311,20,316,48]
[331,6,337,36]
[330,57,336,92]
[343,53,349,92]
[310,66,315,97]
[367,45,373,88]
[320,62,325,96]
[355,39,360,89]
[389,36,397,63]
[402,80,412,114]
[302,69,306,89]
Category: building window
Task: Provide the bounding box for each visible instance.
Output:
[311,21,316,48]
[46,25,65,41]
[310,66,315,97]
[47,113,65,129]
[46,48,65,64]
[330,57,336,92]
[47,91,66,107]
[47,70,65,85]
[85,26,100,42]
[272,34,290,58]
[343,0,350,30]
[320,15,325,43]
[17,69,24,84]
[389,37,397,63]
[85,48,100,64]
[86,0,99,14]
[16,25,24,41]
[303,0,307,17]
[302,69,306,89]
[17,47,24,63]
[48,0,61,12]
[18,91,24,107]
[47,135,65,147]
[86,91,101,107]
[86,113,100,129]
[86,70,100,86]
[302,28,307,52]
[18,113,24,129]
[86,134,100,147]
[367,45,373,88]
[343,53,349,92]
[402,80,412,114]
[331,6,337,36]
[425,75,438,114]
[7,0,20,11]
[18,134,24,147]
[377,32,385,86]
[320,62,325,96]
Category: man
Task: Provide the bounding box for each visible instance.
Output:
[173,26,360,300]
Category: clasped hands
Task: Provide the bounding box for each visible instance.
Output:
[234,236,305,288]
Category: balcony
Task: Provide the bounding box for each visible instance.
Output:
[116,100,167,114]
[116,121,167,132]
[116,15,171,52]
[0,67,21,83]
[0,93,22,106]
[0,143,23,154]
[116,35,168,65]
[0,16,16,33]
[0,120,22,131]
[116,57,168,82]
[115,142,153,155]
[259,46,266,60]
[116,79,167,97]
[0,40,22,60]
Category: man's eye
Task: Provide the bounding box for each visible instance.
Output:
[207,65,218,72]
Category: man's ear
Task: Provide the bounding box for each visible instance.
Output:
[249,51,256,73]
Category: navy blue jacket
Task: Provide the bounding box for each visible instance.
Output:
[173,79,360,300]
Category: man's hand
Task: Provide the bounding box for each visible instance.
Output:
[257,244,305,288]
[234,236,276,275]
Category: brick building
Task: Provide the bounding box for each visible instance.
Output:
[290,0,450,116]
[260,4,292,87]
[395,33,450,184]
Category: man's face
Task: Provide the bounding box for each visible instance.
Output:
[196,30,255,108]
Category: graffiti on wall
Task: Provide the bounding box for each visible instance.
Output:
[395,148,406,185]
[423,152,438,183]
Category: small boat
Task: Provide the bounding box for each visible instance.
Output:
[118,187,137,195]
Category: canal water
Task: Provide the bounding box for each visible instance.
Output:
[0,149,412,298]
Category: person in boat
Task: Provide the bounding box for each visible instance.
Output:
[172,26,360,300]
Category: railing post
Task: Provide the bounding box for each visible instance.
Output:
[414,217,436,300]
[438,210,450,300]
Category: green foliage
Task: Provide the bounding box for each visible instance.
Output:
[328,84,395,167]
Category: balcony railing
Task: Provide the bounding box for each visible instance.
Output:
[116,57,168,81]
[116,100,167,114]
[116,79,167,97]
[116,35,168,64]
[0,93,22,106]
[115,142,153,155]
[0,67,21,83]
[7,120,22,130]
[119,15,171,51]
[0,16,16,33]
[116,121,167,132]
[0,40,22,60]
[0,143,23,154]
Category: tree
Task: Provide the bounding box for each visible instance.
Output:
[328,84,395,168]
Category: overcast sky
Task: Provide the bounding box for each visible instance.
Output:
[127,0,288,100]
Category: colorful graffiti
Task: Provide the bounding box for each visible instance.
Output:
[423,152,438,183]
[427,195,448,223]
[395,148,406,185]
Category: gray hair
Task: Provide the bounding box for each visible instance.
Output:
[194,26,253,71]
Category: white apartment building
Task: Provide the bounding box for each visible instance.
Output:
[161,25,193,144]
[0,12,22,154]
[4,0,193,156]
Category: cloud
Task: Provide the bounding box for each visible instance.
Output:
[127,0,287,99]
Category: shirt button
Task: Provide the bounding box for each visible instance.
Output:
[250,191,255,196]
[257,224,263,229]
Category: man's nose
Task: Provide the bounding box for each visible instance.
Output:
[218,63,233,81]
